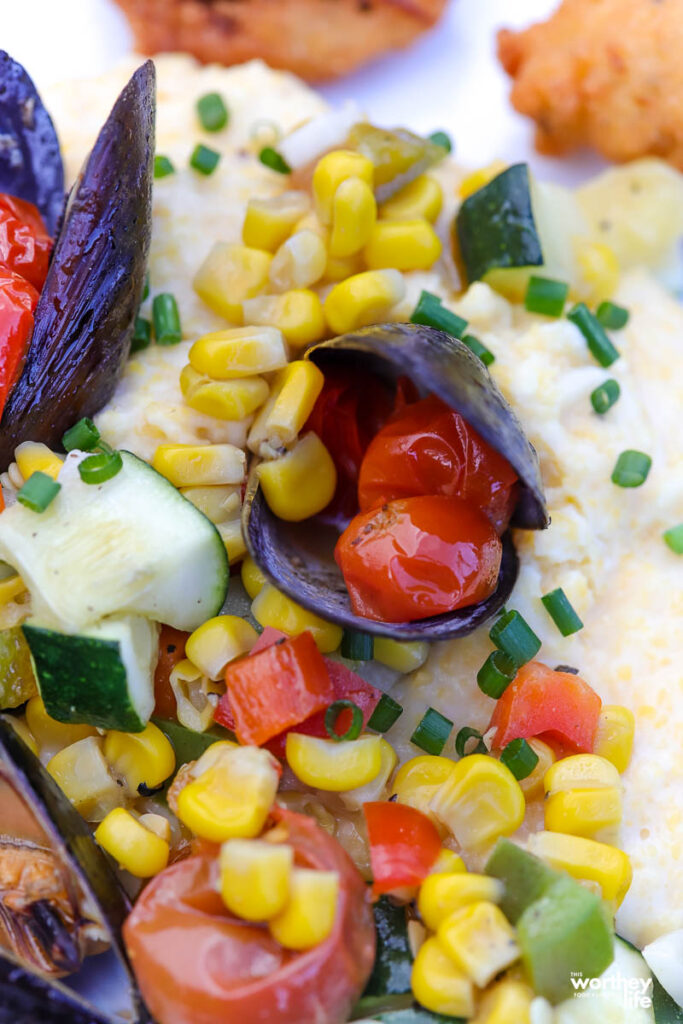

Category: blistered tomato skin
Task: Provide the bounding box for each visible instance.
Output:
[357,395,519,533]
[0,194,52,291]
[0,268,39,416]
[123,807,376,1024]
[334,495,502,623]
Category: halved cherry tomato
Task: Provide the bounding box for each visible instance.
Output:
[488,661,602,754]
[0,268,39,418]
[154,625,190,718]
[0,194,52,291]
[364,801,442,897]
[335,495,502,623]
[123,807,376,1024]
[357,395,519,533]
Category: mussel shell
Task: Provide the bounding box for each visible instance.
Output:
[243,323,547,640]
[0,948,112,1024]
[0,61,155,470]
[0,51,65,235]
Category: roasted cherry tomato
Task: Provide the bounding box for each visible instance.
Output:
[0,267,39,418]
[154,625,189,718]
[335,495,502,623]
[0,194,52,291]
[123,807,376,1024]
[357,395,519,533]
[364,801,442,897]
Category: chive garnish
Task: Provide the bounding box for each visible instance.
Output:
[541,587,584,637]
[259,146,291,174]
[340,629,374,661]
[500,738,539,780]
[17,471,60,513]
[477,650,517,699]
[461,333,495,367]
[153,155,175,179]
[190,144,221,175]
[152,294,182,345]
[325,700,363,742]
[429,130,452,153]
[663,523,683,554]
[62,417,100,452]
[411,707,453,755]
[611,450,652,488]
[196,92,229,132]
[524,276,569,318]
[78,451,123,485]
[367,694,403,733]
[567,303,620,367]
[131,317,152,353]
[455,726,487,758]
[590,379,620,415]
[489,609,541,667]
[596,301,629,330]
[411,290,468,338]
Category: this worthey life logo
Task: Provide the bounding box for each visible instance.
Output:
[570,971,653,1009]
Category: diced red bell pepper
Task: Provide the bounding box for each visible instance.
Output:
[364,801,442,897]
[251,626,288,654]
[488,660,602,754]
[217,631,334,746]
[154,625,190,719]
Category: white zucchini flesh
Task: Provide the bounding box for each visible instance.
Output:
[643,929,683,1010]
[553,937,655,1024]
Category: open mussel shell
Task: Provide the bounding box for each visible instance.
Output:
[244,323,548,641]
[0,60,155,470]
[0,948,112,1024]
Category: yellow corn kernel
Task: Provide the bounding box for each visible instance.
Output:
[47,736,123,821]
[176,745,280,842]
[193,243,272,323]
[25,695,96,757]
[220,838,293,921]
[95,808,169,878]
[104,722,176,795]
[438,901,520,988]
[264,361,325,448]
[152,443,245,488]
[257,432,336,522]
[392,755,457,821]
[139,813,172,843]
[418,872,504,932]
[340,737,398,810]
[242,191,310,252]
[190,326,288,379]
[373,638,429,674]
[313,150,374,225]
[251,584,342,653]
[470,979,533,1024]
[179,485,241,524]
[3,716,38,756]
[269,230,327,291]
[293,211,328,240]
[544,754,621,793]
[242,290,326,349]
[181,367,269,421]
[324,269,406,335]
[593,705,635,774]
[430,754,525,851]
[518,738,555,798]
[0,573,27,606]
[527,830,633,906]
[241,554,267,599]
[14,442,63,481]
[286,733,383,791]
[432,849,466,875]
[411,936,475,1019]
[380,175,443,223]
[217,519,247,565]
[363,219,442,271]
[269,869,339,951]
[186,615,259,679]
[169,659,216,733]
[575,239,620,304]
[458,161,507,200]
[544,787,622,839]
[323,250,364,283]
[329,176,377,258]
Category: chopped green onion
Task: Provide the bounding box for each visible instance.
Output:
[411,707,453,755]
[611,449,652,488]
[411,290,467,338]
[17,471,61,513]
[489,609,541,667]
[590,378,620,415]
[153,155,175,179]
[131,316,152,353]
[429,130,452,153]
[461,333,495,367]
[78,451,123,485]
[596,301,629,330]
[325,700,363,742]
[62,417,100,452]
[152,293,182,345]
[190,144,221,176]
[367,693,403,733]
[259,146,291,174]
[541,587,584,637]
[477,650,517,699]
[196,92,229,132]
[663,523,683,554]
[567,303,620,367]
[141,272,150,302]
[341,629,374,661]
[500,737,539,780]
[524,276,569,318]
[455,726,487,758]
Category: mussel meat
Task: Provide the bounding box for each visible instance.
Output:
[243,323,548,641]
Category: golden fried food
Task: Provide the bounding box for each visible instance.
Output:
[498,0,683,169]
[114,0,447,82]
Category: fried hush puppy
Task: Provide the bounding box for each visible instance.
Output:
[114,0,447,82]
[498,0,683,170]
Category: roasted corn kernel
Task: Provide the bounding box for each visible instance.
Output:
[152,443,245,488]
[438,902,520,988]
[544,754,621,792]
[180,365,269,420]
[340,737,398,810]
[138,813,171,843]
[324,269,405,335]
[363,219,442,271]
[217,518,247,565]
[373,638,429,674]
[286,733,383,791]
[95,808,169,878]
[47,736,123,821]
[104,722,176,795]
[257,432,336,522]
[241,554,267,598]
[261,361,325,448]
[169,659,217,733]
[328,176,377,258]
[251,584,342,652]
[575,239,620,304]
[25,695,96,757]
[392,755,457,822]
[430,754,525,850]
[323,250,363,283]
[470,979,534,1024]
[418,872,504,931]
[411,936,475,1019]
[0,572,27,606]
[593,705,635,773]
[313,150,374,224]
[4,717,38,756]
[193,242,272,322]
[179,485,241,524]
[543,754,622,838]
[269,230,327,291]
[189,326,288,379]
[242,191,310,252]
[220,838,293,920]
[432,849,466,875]
[527,830,632,906]
[185,615,259,679]
[269,868,340,950]
[380,175,443,222]
[14,442,62,482]
[242,290,326,349]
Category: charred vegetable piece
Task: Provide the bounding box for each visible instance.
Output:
[0,948,113,1024]
[0,52,64,236]
[347,124,447,202]
[0,62,155,468]
[0,628,37,709]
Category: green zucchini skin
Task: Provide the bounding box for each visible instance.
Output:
[455,163,543,283]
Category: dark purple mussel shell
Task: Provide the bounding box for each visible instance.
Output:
[0,51,65,235]
[0,60,155,470]
[0,948,112,1024]
[243,323,548,641]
